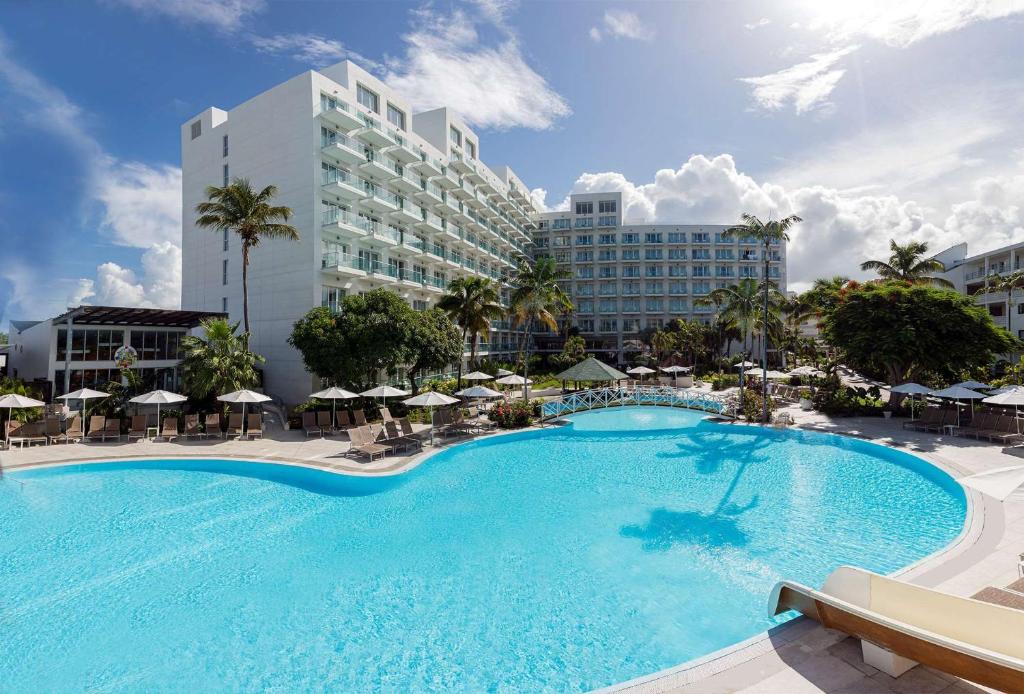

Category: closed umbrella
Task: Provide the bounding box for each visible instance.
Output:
[890,382,932,421]
[217,389,272,437]
[462,371,494,381]
[0,394,45,445]
[311,386,359,429]
[983,389,1024,436]
[129,390,187,440]
[359,385,410,409]
[402,391,459,445]
[58,387,109,436]
[627,365,655,385]
[930,385,986,428]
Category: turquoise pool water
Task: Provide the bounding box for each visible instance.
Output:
[0,407,966,692]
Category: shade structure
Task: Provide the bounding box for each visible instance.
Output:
[959,465,1024,502]
[982,389,1024,436]
[955,380,991,391]
[454,385,504,398]
[217,389,272,437]
[359,385,410,407]
[554,357,628,383]
[989,384,1024,396]
[57,387,109,436]
[660,365,690,373]
[0,394,45,444]
[462,371,494,381]
[130,390,187,440]
[310,387,359,427]
[733,360,756,369]
[891,382,933,421]
[402,391,460,446]
[495,368,514,377]
[931,385,986,428]
[627,365,655,384]
[495,374,532,386]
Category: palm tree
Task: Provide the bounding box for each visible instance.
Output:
[650,329,676,363]
[195,179,300,338]
[698,279,762,409]
[509,257,572,400]
[437,277,505,386]
[180,318,264,401]
[724,213,802,421]
[975,270,1024,339]
[860,239,953,287]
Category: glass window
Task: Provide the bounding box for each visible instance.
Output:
[222,163,229,187]
[575,201,593,215]
[190,120,201,139]
[386,104,406,130]
[599,200,617,213]
[222,259,228,285]
[450,126,462,146]
[357,84,380,113]
[644,232,663,243]
[222,134,229,157]
[574,217,594,228]
[598,216,616,227]
[466,140,476,159]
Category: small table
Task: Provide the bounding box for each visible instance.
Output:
[146,426,159,441]
[943,424,960,436]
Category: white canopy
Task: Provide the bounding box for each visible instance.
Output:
[789,365,825,377]
[733,360,756,369]
[988,384,1024,396]
[495,374,532,385]
[360,385,409,398]
[403,392,460,407]
[954,380,991,390]
[660,365,690,373]
[983,390,1024,406]
[891,382,933,395]
[0,394,45,408]
[454,385,504,398]
[495,368,514,377]
[217,389,272,404]
[130,390,187,405]
[311,386,359,400]
[627,366,656,375]
[931,385,986,400]
[462,371,494,381]
[58,388,109,401]
[959,465,1024,502]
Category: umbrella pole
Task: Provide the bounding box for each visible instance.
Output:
[242,402,247,439]
[429,405,434,446]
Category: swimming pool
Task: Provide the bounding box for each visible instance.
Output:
[0,407,966,691]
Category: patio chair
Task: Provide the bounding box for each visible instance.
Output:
[205,413,223,439]
[984,416,1023,445]
[128,415,149,441]
[336,410,353,432]
[103,418,122,442]
[64,415,84,443]
[7,421,44,447]
[44,416,65,444]
[226,413,244,439]
[317,410,334,434]
[353,409,368,426]
[381,420,420,453]
[380,407,393,422]
[183,414,202,439]
[247,414,263,440]
[957,412,991,439]
[86,416,107,442]
[161,417,179,441]
[398,417,422,440]
[346,426,388,461]
[302,411,322,438]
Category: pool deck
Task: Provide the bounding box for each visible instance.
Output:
[1,406,1020,693]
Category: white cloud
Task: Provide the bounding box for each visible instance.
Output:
[95,161,182,248]
[590,9,655,43]
[529,187,550,212]
[745,18,772,30]
[104,0,264,32]
[74,242,182,308]
[382,7,570,130]
[739,45,858,114]
[249,33,349,66]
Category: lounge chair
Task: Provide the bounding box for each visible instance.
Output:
[247,414,263,440]
[44,417,65,444]
[161,417,178,441]
[183,414,201,439]
[317,410,334,434]
[302,411,322,438]
[381,420,420,453]
[905,407,948,433]
[64,415,84,443]
[8,421,47,447]
[398,417,422,439]
[353,409,368,427]
[379,407,393,422]
[86,416,107,442]
[982,415,1023,445]
[336,410,353,432]
[226,413,244,438]
[205,413,223,439]
[346,426,388,461]
[128,415,149,441]
[103,418,122,441]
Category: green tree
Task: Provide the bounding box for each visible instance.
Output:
[724,213,801,421]
[822,283,1018,384]
[650,329,676,362]
[802,275,850,313]
[551,334,587,369]
[974,270,1024,339]
[180,318,264,400]
[288,290,414,391]
[860,239,953,287]
[407,308,462,395]
[509,257,572,400]
[437,277,504,385]
[194,179,300,337]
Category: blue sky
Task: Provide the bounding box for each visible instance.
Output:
[2,0,1023,328]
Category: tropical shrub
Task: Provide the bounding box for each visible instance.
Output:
[488,400,538,429]
[708,373,739,391]
[741,390,776,422]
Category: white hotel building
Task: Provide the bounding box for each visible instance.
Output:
[181,61,536,404]
[936,241,1024,340]
[532,192,787,360]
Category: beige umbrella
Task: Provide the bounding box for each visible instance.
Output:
[311,386,359,428]
[359,385,410,408]
[402,391,459,445]
[891,382,932,421]
[129,390,187,440]
[58,387,109,436]
[217,389,272,437]
[462,371,494,381]
[627,365,656,385]
[0,394,45,444]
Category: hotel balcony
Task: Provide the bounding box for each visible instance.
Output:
[361,185,400,213]
[355,118,397,148]
[322,209,371,238]
[390,166,422,195]
[390,196,421,225]
[423,275,446,292]
[383,137,422,164]
[393,234,425,257]
[450,178,474,201]
[321,134,365,166]
[358,152,400,181]
[367,225,401,247]
[417,211,445,234]
[411,154,444,178]
[434,167,460,190]
[321,170,365,201]
[319,101,364,131]
[414,181,444,205]
[366,260,399,283]
[444,223,462,243]
[321,251,368,277]
[450,150,476,176]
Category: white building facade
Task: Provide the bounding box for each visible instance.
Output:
[936,242,1024,340]
[532,193,787,360]
[181,61,535,404]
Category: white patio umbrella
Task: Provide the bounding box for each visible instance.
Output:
[959,465,1024,501]
[359,385,409,408]
[983,389,1024,436]
[402,391,460,445]
[217,389,272,437]
[495,368,514,377]
[495,374,531,385]
[733,360,756,369]
[58,387,109,436]
[627,365,656,384]
[0,394,45,444]
[931,385,986,428]
[955,380,991,391]
[462,371,494,381]
[789,365,826,378]
[891,382,933,421]
[454,385,504,398]
[762,370,790,380]
[311,386,359,427]
[129,390,187,439]
[660,364,690,386]
[989,384,1024,396]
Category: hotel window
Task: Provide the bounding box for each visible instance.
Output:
[644,232,663,244]
[190,120,201,139]
[578,319,594,333]
[357,84,380,113]
[668,232,686,243]
[576,299,594,313]
[693,281,711,294]
[552,235,570,247]
[669,281,687,294]
[467,140,476,159]
[598,200,617,213]
[223,229,229,251]
[599,282,617,296]
[599,299,617,313]
[645,248,663,260]
[222,259,228,285]
[692,232,710,243]
[622,281,641,295]
[647,318,664,330]
[622,299,640,313]
[597,216,616,227]
[669,299,687,312]
[552,219,570,230]
[645,266,664,277]
[715,232,732,243]
[622,249,640,260]
[575,217,594,228]
[621,232,640,244]
[669,266,687,277]
[222,164,229,186]
[622,266,640,278]
[575,250,593,262]
[715,249,735,260]
[555,251,569,263]
[575,201,593,215]
[693,264,711,277]
[598,249,616,261]
[622,319,641,333]
[692,249,711,260]
[575,234,593,245]
[668,248,685,260]
[387,103,406,130]
[716,266,735,277]
[576,266,593,279]
[222,297,228,313]
[646,298,664,312]
[599,319,618,333]
[576,283,594,296]
[450,126,462,146]
[598,233,616,244]
[598,267,617,278]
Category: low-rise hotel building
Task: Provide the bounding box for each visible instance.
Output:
[180,60,536,404]
[936,241,1024,340]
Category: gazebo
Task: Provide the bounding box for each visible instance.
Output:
[555,357,628,390]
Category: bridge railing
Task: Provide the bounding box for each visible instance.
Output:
[539,386,738,421]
